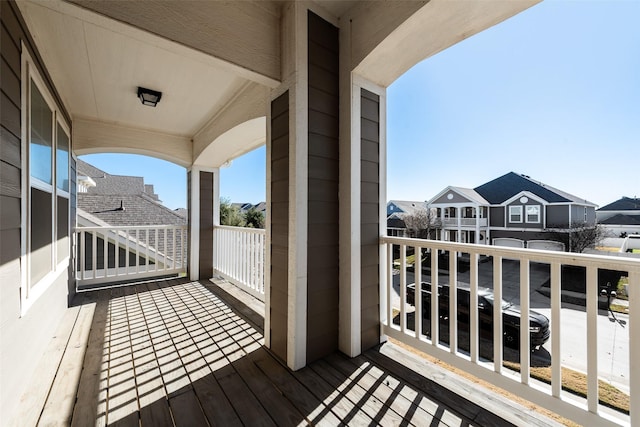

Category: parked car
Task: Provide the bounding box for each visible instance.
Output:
[406,282,550,349]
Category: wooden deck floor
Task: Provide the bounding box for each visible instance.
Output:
[26,277,551,427]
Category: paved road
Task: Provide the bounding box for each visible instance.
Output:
[391,257,630,393]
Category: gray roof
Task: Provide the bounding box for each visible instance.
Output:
[474,172,596,206]
[77,159,146,196]
[598,197,640,211]
[600,214,640,225]
[78,194,186,226]
[174,208,188,218]
[388,200,427,214]
[77,159,185,227]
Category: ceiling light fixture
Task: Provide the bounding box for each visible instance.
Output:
[137,86,162,107]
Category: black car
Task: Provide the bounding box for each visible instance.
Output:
[406,282,550,349]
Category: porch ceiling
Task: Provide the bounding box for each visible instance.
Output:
[17,0,274,167]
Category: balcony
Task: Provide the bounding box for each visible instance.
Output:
[15,227,639,426]
[13,276,558,427]
[443,218,489,227]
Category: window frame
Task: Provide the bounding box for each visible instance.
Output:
[20,45,71,315]
[508,205,523,223]
[525,205,541,223]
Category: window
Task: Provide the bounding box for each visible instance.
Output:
[584,207,588,222]
[22,47,71,311]
[526,205,541,223]
[509,206,522,223]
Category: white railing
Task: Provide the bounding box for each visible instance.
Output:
[443,218,488,227]
[382,236,640,427]
[213,225,265,301]
[76,225,188,287]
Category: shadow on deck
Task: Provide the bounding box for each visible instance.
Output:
[17,277,557,427]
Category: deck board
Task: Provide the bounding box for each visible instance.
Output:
[39,301,96,426]
[23,277,542,427]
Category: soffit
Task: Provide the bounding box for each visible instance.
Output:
[18,0,260,139]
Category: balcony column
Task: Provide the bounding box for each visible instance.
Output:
[267,4,343,370]
[188,166,220,281]
[475,206,481,244]
[456,207,462,242]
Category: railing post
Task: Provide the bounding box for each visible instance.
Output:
[449,250,457,353]
[551,261,562,397]
[520,258,530,385]
[493,255,503,373]
[630,270,640,426]
[469,251,479,363]
[430,249,439,346]
[586,265,599,414]
[400,244,406,333]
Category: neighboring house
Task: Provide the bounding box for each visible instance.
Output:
[76,160,187,273]
[597,197,640,237]
[232,201,267,215]
[77,159,186,227]
[427,172,598,250]
[386,200,427,237]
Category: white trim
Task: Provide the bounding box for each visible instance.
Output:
[338,61,362,356]
[286,3,308,370]
[378,82,388,345]
[20,43,29,309]
[264,87,274,348]
[508,205,523,223]
[525,205,541,224]
[20,43,72,316]
[353,74,388,347]
[501,190,548,207]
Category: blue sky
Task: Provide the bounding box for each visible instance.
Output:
[82,0,639,210]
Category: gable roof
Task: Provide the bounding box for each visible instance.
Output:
[474,172,595,206]
[77,159,186,227]
[388,200,426,214]
[78,194,186,226]
[428,186,489,206]
[77,159,147,196]
[600,213,640,225]
[598,197,640,211]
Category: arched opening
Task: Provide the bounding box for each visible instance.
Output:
[75,153,188,288]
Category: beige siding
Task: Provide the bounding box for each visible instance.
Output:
[0,1,70,421]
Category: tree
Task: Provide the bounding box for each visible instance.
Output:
[403,208,441,239]
[219,198,245,227]
[244,207,265,229]
[547,221,609,253]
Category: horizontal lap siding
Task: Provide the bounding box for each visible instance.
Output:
[0,1,72,422]
[199,171,214,279]
[360,88,380,351]
[1,2,23,307]
[306,11,339,363]
[270,91,289,362]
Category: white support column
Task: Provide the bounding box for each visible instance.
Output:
[456,207,462,243]
[339,37,362,356]
[282,2,309,370]
[475,206,480,244]
[213,170,220,227]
